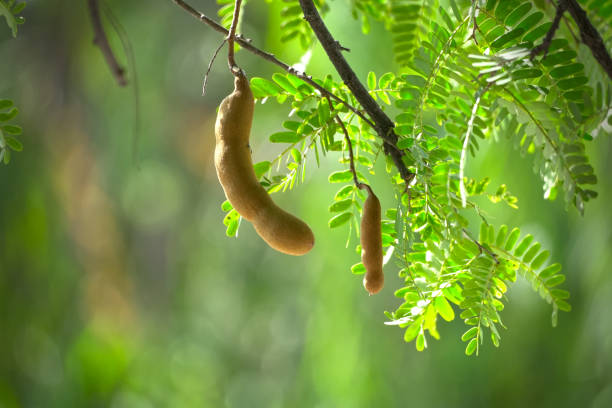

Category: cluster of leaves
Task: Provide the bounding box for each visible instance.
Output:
[0,100,23,165]
[1,1,25,165]
[215,0,611,355]
[0,0,25,37]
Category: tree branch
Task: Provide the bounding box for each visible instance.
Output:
[298,0,414,187]
[87,0,127,87]
[170,0,374,128]
[531,1,567,59]
[564,0,612,80]
[534,0,612,80]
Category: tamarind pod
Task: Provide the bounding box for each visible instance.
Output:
[214,73,315,255]
[360,186,384,295]
[253,203,315,256]
[214,74,271,220]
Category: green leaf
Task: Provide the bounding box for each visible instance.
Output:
[465,338,478,356]
[397,138,414,149]
[1,124,22,135]
[0,107,18,122]
[495,225,508,247]
[514,234,533,257]
[0,1,18,37]
[351,263,366,275]
[0,99,13,109]
[434,296,455,322]
[404,321,421,342]
[328,170,354,183]
[269,131,300,143]
[504,228,521,251]
[416,332,426,351]
[250,77,283,97]
[328,212,353,228]
[329,198,353,213]
[530,250,550,270]
[545,274,565,287]
[522,243,541,263]
[367,71,376,90]
[4,136,22,151]
[461,327,478,342]
[335,185,355,200]
[272,73,299,95]
[539,263,561,279]
[253,161,271,179]
[221,200,232,212]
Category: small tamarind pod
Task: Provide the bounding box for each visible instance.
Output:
[214,73,314,255]
[360,185,383,295]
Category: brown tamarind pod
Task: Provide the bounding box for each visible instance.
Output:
[360,185,383,295]
[214,73,314,255]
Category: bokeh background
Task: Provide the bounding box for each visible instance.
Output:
[1,1,611,407]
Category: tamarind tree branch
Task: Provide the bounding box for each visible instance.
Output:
[226,0,243,73]
[87,0,127,87]
[534,0,612,80]
[170,0,374,128]
[531,0,567,59]
[297,0,415,187]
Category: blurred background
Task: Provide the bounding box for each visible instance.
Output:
[0,1,611,407]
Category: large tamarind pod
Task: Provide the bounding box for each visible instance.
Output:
[214,74,270,220]
[253,203,315,256]
[214,73,314,255]
[360,186,384,294]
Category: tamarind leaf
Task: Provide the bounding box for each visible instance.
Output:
[328,212,352,228]
[4,136,22,151]
[0,2,18,37]
[434,296,455,322]
[350,263,365,275]
[328,198,352,213]
[269,131,300,143]
[250,78,283,98]
[253,161,271,179]
[328,170,353,183]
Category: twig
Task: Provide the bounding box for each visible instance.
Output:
[227,0,243,74]
[328,96,362,189]
[298,0,415,187]
[87,0,127,87]
[463,228,499,264]
[203,40,227,95]
[170,0,374,127]
[531,0,567,59]
[99,0,140,165]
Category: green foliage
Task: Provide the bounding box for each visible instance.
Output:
[224,0,612,356]
[0,99,23,165]
[0,0,26,37]
[1,1,25,165]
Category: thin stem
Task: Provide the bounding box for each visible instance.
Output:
[87,0,127,86]
[462,228,500,264]
[459,83,491,208]
[331,99,362,189]
[227,0,243,74]
[170,0,373,127]
[203,40,227,95]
